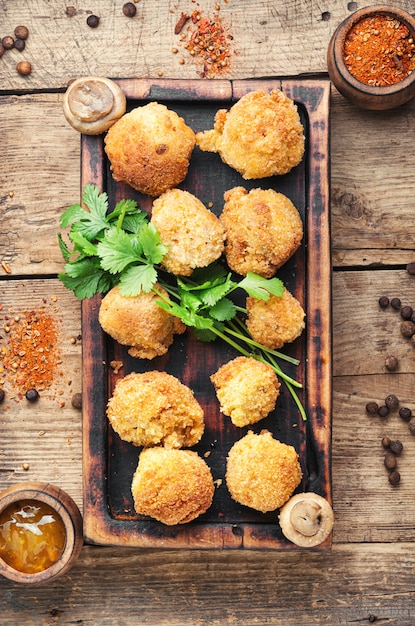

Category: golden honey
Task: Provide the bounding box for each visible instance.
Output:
[0,499,66,574]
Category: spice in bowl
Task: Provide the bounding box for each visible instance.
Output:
[327,6,415,110]
[343,14,415,87]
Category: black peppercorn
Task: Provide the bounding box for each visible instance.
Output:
[378,295,390,308]
[385,355,399,372]
[389,440,403,456]
[366,401,379,414]
[389,470,400,486]
[390,297,401,310]
[399,407,412,421]
[123,2,137,17]
[86,14,100,28]
[400,305,413,320]
[14,38,25,52]
[378,405,389,418]
[385,394,399,410]
[25,388,39,402]
[14,25,29,40]
[2,36,14,49]
[384,451,397,470]
[0,388,5,403]
[406,262,415,275]
[401,320,415,338]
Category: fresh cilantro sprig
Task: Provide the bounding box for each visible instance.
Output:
[58,185,306,419]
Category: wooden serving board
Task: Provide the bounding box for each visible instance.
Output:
[81,78,331,549]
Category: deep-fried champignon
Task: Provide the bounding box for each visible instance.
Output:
[278,492,334,547]
[210,356,280,427]
[132,447,214,525]
[151,188,225,276]
[98,285,185,360]
[225,430,302,513]
[196,89,305,179]
[104,102,195,196]
[220,186,303,277]
[106,371,205,449]
[62,76,127,134]
[246,287,305,350]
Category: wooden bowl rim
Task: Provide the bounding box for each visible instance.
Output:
[331,4,415,96]
[0,482,83,584]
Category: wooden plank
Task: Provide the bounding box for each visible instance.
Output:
[81,78,331,548]
[0,1,355,91]
[1,543,415,624]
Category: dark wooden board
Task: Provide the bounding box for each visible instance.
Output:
[81,78,331,549]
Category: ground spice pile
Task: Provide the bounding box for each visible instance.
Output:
[174,8,233,78]
[0,307,62,397]
[343,14,415,86]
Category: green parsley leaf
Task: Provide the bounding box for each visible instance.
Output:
[69,231,99,257]
[97,227,143,274]
[239,272,284,300]
[60,184,109,240]
[138,222,169,265]
[59,258,114,299]
[118,264,158,296]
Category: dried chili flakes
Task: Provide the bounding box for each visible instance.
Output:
[343,14,415,86]
[181,9,233,78]
[0,308,62,396]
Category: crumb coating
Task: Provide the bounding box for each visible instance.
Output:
[246,287,305,349]
[151,188,225,276]
[107,371,205,449]
[132,447,214,525]
[220,186,303,277]
[210,356,280,427]
[226,431,302,513]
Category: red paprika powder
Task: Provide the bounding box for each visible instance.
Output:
[343,14,415,86]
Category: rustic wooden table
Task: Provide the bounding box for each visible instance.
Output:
[1,1,415,624]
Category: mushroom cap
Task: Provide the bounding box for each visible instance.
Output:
[278,492,334,547]
[62,76,126,134]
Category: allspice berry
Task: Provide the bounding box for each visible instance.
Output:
[408,417,415,435]
[378,296,389,309]
[390,297,401,310]
[16,61,32,75]
[366,401,379,415]
[2,35,14,50]
[406,262,415,275]
[123,2,137,17]
[389,470,400,486]
[14,25,29,40]
[384,451,397,470]
[86,14,100,28]
[385,355,399,372]
[401,320,415,338]
[389,440,403,456]
[71,392,82,410]
[385,394,399,411]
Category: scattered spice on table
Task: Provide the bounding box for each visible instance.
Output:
[174,7,233,78]
[0,305,62,398]
[343,14,415,86]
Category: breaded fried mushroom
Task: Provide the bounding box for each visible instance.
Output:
[104,102,195,196]
[196,89,305,179]
[151,188,225,276]
[132,447,214,525]
[210,356,280,427]
[220,186,303,277]
[107,371,205,449]
[246,287,305,350]
[226,430,302,513]
[98,285,185,360]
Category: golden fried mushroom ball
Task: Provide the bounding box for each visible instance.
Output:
[98,285,185,360]
[151,189,225,276]
[220,186,303,277]
[104,102,195,196]
[226,430,302,513]
[196,89,305,179]
[210,356,280,427]
[107,371,205,449]
[246,287,305,350]
[132,447,214,525]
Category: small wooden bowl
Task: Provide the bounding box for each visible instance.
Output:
[0,482,83,584]
[327,5,415,110]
